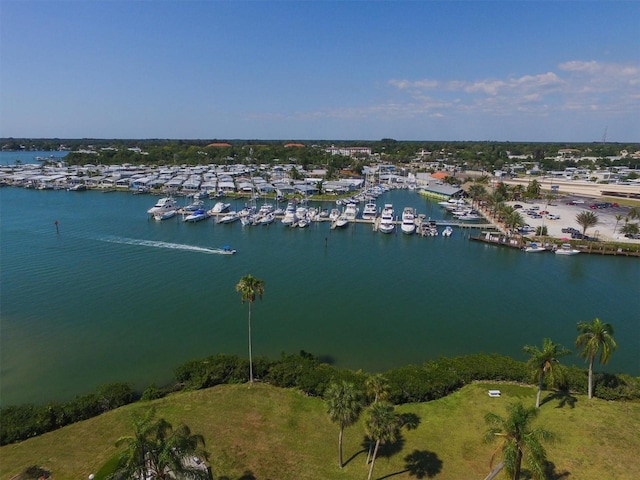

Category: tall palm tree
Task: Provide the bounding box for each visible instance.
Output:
[364,374,390,464]
[365,373,390,404]
[110,409,209,480]
[523,338,571,408]
[236,274,265,384]
[364,401,402,480]
[576,318,617,399]
[614,214,623,234]
[325,381,363,468]
[575,210,599,237]
[484,402,555,480]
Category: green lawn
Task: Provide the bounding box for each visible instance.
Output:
[2,382,639,480]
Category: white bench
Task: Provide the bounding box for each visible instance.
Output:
[488,390,501,397]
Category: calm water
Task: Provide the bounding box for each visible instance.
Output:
[1,155,639,406]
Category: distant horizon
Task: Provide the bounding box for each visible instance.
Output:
[2,137,640,146]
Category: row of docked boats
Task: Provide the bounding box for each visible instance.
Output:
[147,196,234,222]
[146,197,455,237]
[523,242,581,255]
[437,198,482,221]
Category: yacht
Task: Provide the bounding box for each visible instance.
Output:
[378,204,395,234]
[344,203,359,221]
[281,203,297,226]
[361,201,377,221]
[400,207,416,235]
[147,196,178,215]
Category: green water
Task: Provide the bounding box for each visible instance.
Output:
[1,185,638,406]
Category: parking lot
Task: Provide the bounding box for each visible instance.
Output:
[506,197,638,242]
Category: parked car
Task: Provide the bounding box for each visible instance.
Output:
[547,214,560,220]
[513,204,523,209]
[562,227,580,234]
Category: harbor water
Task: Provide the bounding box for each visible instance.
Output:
[1,155,639,406]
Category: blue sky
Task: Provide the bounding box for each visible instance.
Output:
[1,1,639,142]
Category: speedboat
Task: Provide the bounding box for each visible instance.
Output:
[361,201,377,221]
[183,209,209,223]
[555,243,580,255]
[442,226,453,237]
[219,245,236,255]
[209,201,230,214]
[400,207,416,235]
[259,212,275,225]
[378,204,395,234]
[147,196,178,215]
[524,242,547,253]
[183,199,204,213]
[154,209,177,221]
[218,211,239,224]
[334,212,349,228]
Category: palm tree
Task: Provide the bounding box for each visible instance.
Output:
[576,318,618,399]
[364,401,402,480]
[325,381,363,468]
[484,402,555,480]
[575,210,599,237]
[523,338,571,408]
[236,274,265,384]
[614,214,623,234]
[365,373,390,404]
[110,409,209,480]
[364,374,390,463]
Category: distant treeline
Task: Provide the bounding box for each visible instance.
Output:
[2,351,639,446]
[2,138,639,171]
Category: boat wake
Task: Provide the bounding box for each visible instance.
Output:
[98,236,232,255]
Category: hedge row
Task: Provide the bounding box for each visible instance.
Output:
[0,383,134,445]
[2,352,639,445]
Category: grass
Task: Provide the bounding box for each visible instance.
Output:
[1,382,639,480]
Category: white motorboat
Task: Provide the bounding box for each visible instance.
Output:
[219,245,236,255]
[524,242,547,253]
[555,243,580,255]
[442,226,453,237]
[400,207,416,235]
[344,203,359,221]
[361,201,377,221]
[147,196,178,215]
[456,211,482,221]
[154,209,177,221]
[281,203,297,226]
[183,199,204,213]
[329,208,340,221]
[378,204,395,234]
[209,201,230,214]
[438,198,466,209]
[334,212,349,228]
[183,209,209,223]
[297,217,310,228]
[218,211,239,224]
[259,212,275,225]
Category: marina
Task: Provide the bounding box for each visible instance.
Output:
[0,153,638,408]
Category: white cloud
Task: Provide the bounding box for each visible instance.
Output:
[385,60,639,117]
